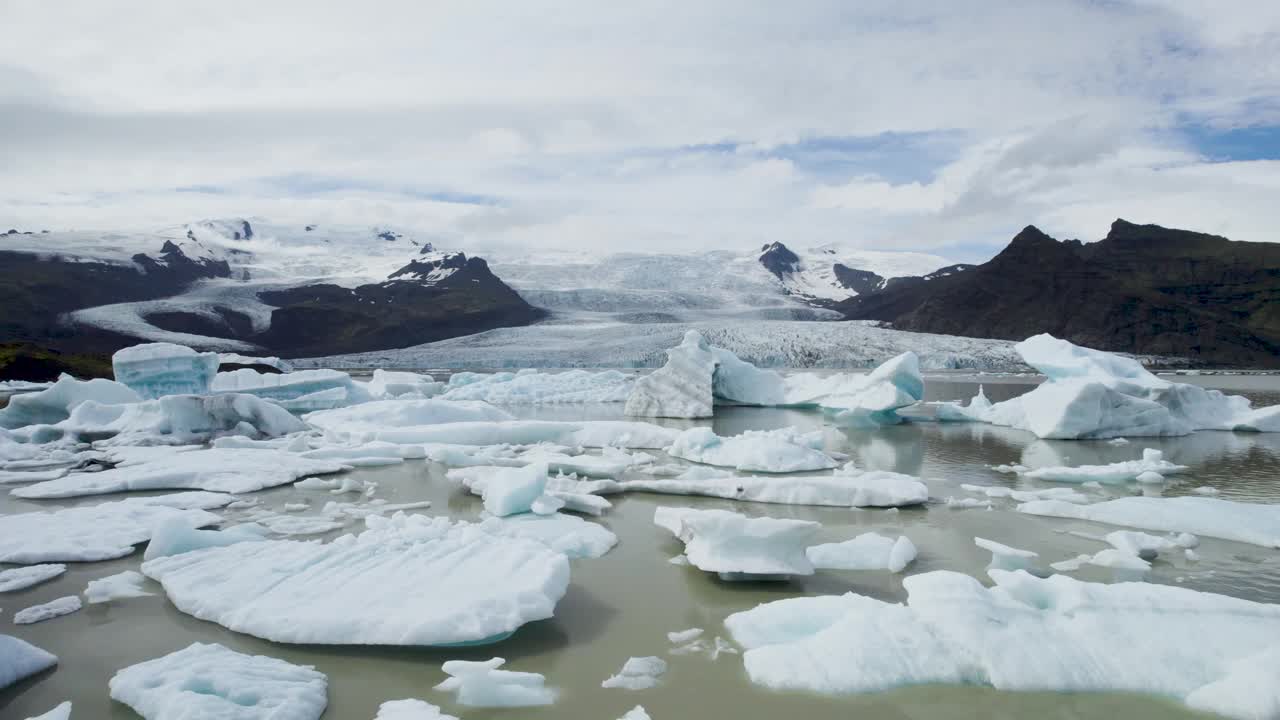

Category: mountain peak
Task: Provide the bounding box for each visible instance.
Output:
[758,241,801,280]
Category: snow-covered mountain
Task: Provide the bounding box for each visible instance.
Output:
[756,241,957,301]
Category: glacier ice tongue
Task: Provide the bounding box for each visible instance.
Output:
[0,634,57,690]
[807,533,917,572]
[667,426,837,473]
[434,657,557,707]
[109,642,328,720]
[655,507,819,579]
[625,329,717,418]
[140,512,571,645]
[112,342,220,399]
[1018,495,1280,548]
[0,493,228,563]
[0,374,141,429]
[13,447,348,499]
[723,569,1280,720]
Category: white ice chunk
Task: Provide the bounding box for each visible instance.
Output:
[1018,496,1280,548]
[14,595,82,624]
[434,657,557,707]
[0,493,227,563]
[602,656,667,690]
[0,375,140,429]
[442,369,632,404]
[0,468,69,484]
[367,369,443,399]
[1087,548,1151,571]
[112,342,219,399]
[143,518,270,561]
[619,707,652,720]
[0,564,66,592]
[622,467,927,508]
[1104,530,1185,560]
[625,329,717,418]
[218,353,293,373]
[785,352,924,426]
[303,398,514,438]
[373,699,458,719]
[141,513,570,645]
[974,536,1038,571]
[1020,449,1188,484]
[807,533,917,572]
[84,570,154,604]
[0,635,57,690]
[478,512,618,559]
[109,642,328,720]
[23,701,71,720]
[58,393,307,446]
[667,628,704,644]
[13,448,347,499]
[667,426,837,473]
[212,368,371,411]
[481,463,549,517]
[654,507,818,578]
[959,484,1089,503]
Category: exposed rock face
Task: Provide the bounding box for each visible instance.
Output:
[831,264,885,295]
[839,220,1280,367]
[758,242,801,280]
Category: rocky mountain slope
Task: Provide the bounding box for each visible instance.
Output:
[838,219,1280,367]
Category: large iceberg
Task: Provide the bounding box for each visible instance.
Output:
[112,342,220,399]
[109,642,328,720]
[442,368,634,404]
[1018,495,1280,548]
[141,513,571,645]
[625,330,718,418]
[0,375,140,429]
[655,507,819,579]
[667,427,837,473]
[13,448,347,499]
[212,368,371,411]
[0,635,58,690]
[782,352,924,426]
[0,492,228,563]
[57,393,306,445]
[723,569,1280,720]
[939,334,1280,438]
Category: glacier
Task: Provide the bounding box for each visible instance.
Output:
[112,342,220,399]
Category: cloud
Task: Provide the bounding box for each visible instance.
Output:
[0,0,1278,259]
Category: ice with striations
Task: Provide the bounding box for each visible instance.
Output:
[212,368,372,411]
[441,368,634,404]
[937,334,1280,438]
[140,513,571,645]
[12,447,348,499]
[0,635,58,690]
[1018,495,1280,548]
[112,342,220,399]
[142,518,270,561]
[655,507,819,579]
[807,533,917,572]
[57,392,306,446]
[667,426,837,473]
[625,329,718,418]
[109,642,328,720]
[434,657,558,707]
[723,569,1280,720]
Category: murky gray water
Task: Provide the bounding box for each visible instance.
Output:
[3,376,1279,719]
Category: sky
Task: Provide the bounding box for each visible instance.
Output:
[2,0,1279,262]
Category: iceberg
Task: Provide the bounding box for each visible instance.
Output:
[477,513,618,559]
[57,393,306,446]
[1020,448,1188,484]
[723,569,1280,720]
[212,368,371,411]
[109,642,328,720]
[303,398,515,437]
[625,330,718,418]
[0,564,66,592]
[939,334,1280,439]
[373,699,458,719]
[367,369,444,399]
[434,657,557,707]
[974,536,1038,571]
[480,463,552,517]
[667,427,837,473]
[442,368,634,404]
[112,342,219,399]
[84,570,154,603]
[0,635,57,690]
[654,507,819,579]
[14,447,347,499]
[783,352,924,426]
[143,519,269,561]
[0,493,228,563]
[602,656,668,690]
[1105,530,1196,560]
[1018,495,1280,548]
[621,468,927,508]
[807,533,917,572]
[0,375,140,429]
[14,595,82,624]
[141,513,571,645]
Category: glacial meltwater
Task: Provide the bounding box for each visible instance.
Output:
[2,373,1278,719]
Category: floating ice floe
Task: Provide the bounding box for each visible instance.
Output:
[212,368,371,411]
[625,330,718,418]
[478,463,553,516]
[959,484,1089,503]
[442,368,634,404]
[0,375,141,429]
[723,569,1280,720]
[109,642,328,720]
[373,699,458,719]
[23,701,71,720]
[602,656,668,690]
[619,707,652,720]
[807,533,917,572]
[936,334,1280,438]
[1018,496,1280,548]
[783,352,924,426]
[667,427,837,473]
[434,657,557,707]
[85,570,153,603]
[14,595,81,624]
[143,519,270,561]
[0,635,57,690]
[13,448,347,499]
[1105,530,1197,560]
[0,468,68,484]
[303,398,514,437]
[1020,448,1188,484]
[974,537,1038,571]
[477,513,618,559]
[57,392,307,446]
[0,492,229,563]
[0,564,66,592]
[141,513,571,645]
[367,369,444,399]
[655,507,819,579]
[622,466,927,508]
[112,342,220,398]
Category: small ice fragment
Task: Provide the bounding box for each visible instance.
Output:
[619,707,652,720]
[667,628,704,644]
[974,536,1037,571]
[1191,486,1220,496]
[602,656,667,690]
[710,636,739,660]
[373,698,458,719]
[667,554,689,566]
[0,564,66,593]
[14,596,82,624]
[84,571,153,604]
[434,657,557,707]
[23,700,71,720]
